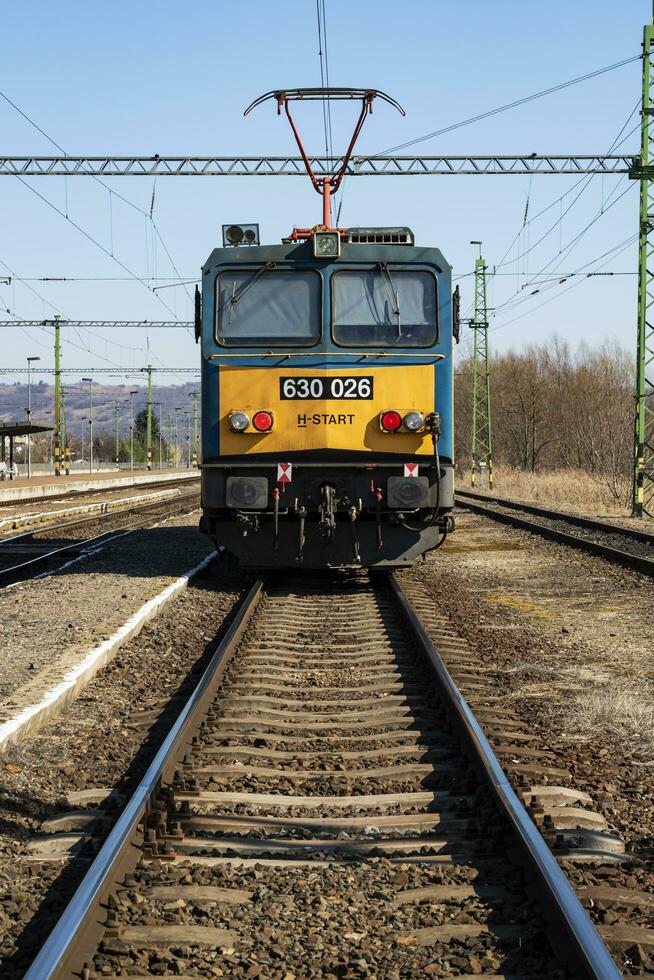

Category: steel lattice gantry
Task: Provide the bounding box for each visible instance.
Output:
[471,257,493,490]
[634,20,654,516]
[0,320,192,328]
[0,154,635,176]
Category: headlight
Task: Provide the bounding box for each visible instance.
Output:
[229,410,250,432]
[313,231,341,258]
[403,411,424,431]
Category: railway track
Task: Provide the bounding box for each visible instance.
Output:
[456,489,654,577]
[23,572,633,979]
[0,489,201,587]
[0,474,199,511]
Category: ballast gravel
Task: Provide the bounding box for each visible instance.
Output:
[0,509,207,708]
[0,558,246,980]
[403,510,654,859]
[94,860,560,980]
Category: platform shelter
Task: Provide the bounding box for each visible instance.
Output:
[0,422,53,479]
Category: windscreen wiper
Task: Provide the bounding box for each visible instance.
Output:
[378,262,401,338]
[228,261,277,323]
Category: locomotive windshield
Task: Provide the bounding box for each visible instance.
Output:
[332,267,437,347]
[216,267,321,346]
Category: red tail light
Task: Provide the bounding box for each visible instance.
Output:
[252,410,274,432]
[380,410,402,432]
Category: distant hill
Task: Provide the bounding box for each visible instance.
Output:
[0,380,200,434]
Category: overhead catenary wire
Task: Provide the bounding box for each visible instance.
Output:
[493,105,640,276]
[314,0,349,225]
[0,200,184,364]
[490,233,638,320]
[491,178,636,319]
[457,123,635,321]
[13,175,185,324]
[490,234,638,333]
[453,269,636,280]
[471,99,642,325]
[0,255,155,369]
[375,54,641,155]
[316,0,331,163]
[321,0,334,164]
[0,87,193,311]
[0,253,63,318]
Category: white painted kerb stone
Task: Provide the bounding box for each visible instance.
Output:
[0,549,217,754]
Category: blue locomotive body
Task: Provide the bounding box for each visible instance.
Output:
[199,230,456,568]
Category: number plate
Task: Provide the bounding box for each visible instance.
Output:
[280,376,374,400]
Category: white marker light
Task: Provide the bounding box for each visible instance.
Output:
[229,411,250,432]
[403,411,424,431]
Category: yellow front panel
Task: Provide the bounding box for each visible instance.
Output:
[219,365,436,456]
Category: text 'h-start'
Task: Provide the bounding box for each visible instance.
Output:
[297,413,356,427]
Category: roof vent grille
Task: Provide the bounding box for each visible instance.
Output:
[347,226,414,245]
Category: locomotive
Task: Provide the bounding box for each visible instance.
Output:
[197,89,458,568]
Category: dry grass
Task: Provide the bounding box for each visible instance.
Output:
[495,659,654,763]
[466,465,631,516]
[561,686,654,762]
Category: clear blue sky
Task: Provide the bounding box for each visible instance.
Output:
[0,0,648,383]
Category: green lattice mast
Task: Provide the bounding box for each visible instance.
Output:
[634,9,654,516]
[146,365,153,471]
[471,251,493,489]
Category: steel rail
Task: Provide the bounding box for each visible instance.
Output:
[457,489,654,545]
[390,575,622,980]
[0,488,200,587]
[0,154,633,176]
[456,494,654,576]
[23,579,264,980]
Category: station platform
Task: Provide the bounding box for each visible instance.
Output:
[0,469,199,504]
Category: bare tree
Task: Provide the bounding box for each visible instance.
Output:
[454,338,633,502]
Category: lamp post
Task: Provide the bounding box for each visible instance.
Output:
[80,416,86,467]
[174,406,183,469]
[61,386,69,475]
[82,377,93,475]
[184,411,191,467]
[166,413,173,467]
[189,390,199,467]
[26,356,41,478]
[143,364,153,470]
[129,390,139,471]
[114,400,121,468]
[153,402,163,468]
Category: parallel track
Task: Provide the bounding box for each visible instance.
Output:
[25,574,624,979]
[0,475,199,510]
[456,489,654,577]
[0,489,200,587]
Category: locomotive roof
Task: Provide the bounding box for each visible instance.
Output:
[203,239,451,274]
